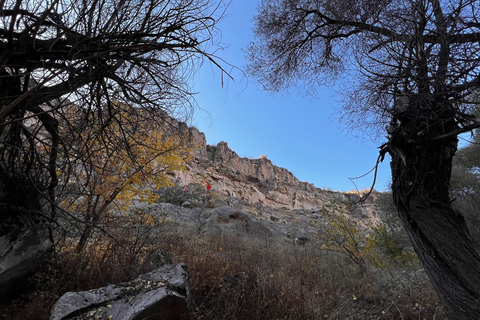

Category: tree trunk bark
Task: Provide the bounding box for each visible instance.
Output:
[76,217,95,253]
[389,108,480,319]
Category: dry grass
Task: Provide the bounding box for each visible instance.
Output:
[1,227,445,320]
[171,233,444,320]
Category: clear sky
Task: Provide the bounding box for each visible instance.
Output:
[190,0,392,192]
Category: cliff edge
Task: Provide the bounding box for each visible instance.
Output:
[170,123,378,215]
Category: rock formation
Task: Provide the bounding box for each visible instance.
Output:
[50,263,190,320]
[0,173,53,301]
[169,121,380,222]
[0,221,52,300]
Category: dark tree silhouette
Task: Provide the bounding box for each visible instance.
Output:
[0,0,226,220]
[248,0,480,318]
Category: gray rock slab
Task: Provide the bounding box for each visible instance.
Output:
[0,222,52,299]
[50,263,190,320]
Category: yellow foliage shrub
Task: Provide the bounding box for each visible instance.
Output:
[57,107,190,252]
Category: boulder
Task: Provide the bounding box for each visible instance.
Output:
[294,237,310,246]
[0,220,53,300]
[181,200,191,207]
[207,206,250,234]
[270,215,280,222]
[50,263,190,320]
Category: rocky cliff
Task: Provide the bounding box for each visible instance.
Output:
[170,121,379,221]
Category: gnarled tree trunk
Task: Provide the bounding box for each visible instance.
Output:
[389,102,480,319]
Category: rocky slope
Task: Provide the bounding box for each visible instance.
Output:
[168,119,381,224]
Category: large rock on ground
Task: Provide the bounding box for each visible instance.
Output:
[0,220,53,300]
[50,263,190,320]
[204,206,273,238]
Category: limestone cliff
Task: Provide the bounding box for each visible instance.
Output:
[170,122,379,219]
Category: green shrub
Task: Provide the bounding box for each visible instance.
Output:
[366,225,419,268]
[157,183,204,206]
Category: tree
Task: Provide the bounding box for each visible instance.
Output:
[315,210,370,272]
[315,205,418,273]
[248,0,480,318]
[0,0,226,221]
[57,107,189,252]
[451,129,480,251]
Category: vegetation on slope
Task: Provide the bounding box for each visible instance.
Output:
[1,185,447,320]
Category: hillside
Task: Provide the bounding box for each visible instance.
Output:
[165,118,382,225]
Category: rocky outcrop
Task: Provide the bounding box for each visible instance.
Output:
[50,263,190,320]
[149,114,381,228]
[168,121,380,221]
[0,221,53,300]
[0,173,53,300]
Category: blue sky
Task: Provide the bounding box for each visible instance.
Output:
[190,0,392,192]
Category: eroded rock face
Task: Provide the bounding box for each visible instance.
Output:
[50,263,190,320]
[158,115,381,227]
[170,124,380,221]
[0,221,53,300]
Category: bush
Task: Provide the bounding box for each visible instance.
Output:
[367,225,419,267]
[157,183,235,209]
[314,210,370,272]
[157,183,205,206]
